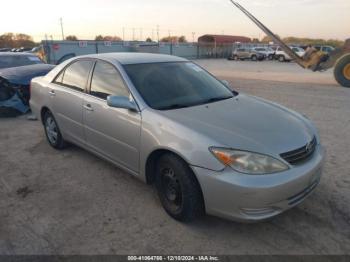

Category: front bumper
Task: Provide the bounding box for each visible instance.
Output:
[192,145,325,222]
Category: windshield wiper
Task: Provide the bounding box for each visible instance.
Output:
[199,96,233,105]
[158,96,233,110]
[158,104,191,110]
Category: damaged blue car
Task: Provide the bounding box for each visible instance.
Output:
[0,63,54,117]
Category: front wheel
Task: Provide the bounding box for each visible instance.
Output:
[251,55,257,61]
[43,111,67,149]
[334,54,350,88]
[278,55,286,62]
[155,154,204,222]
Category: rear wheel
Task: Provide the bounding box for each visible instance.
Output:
[251,55,257,61]
[268,54,274,60]
[43,111,67,149]
[278,55,286,62]
[233,55,239,61]
[155,153,204,222]
[334,54,350,88]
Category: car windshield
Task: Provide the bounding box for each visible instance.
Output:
[0,55,43,69]
[123,62,235,110]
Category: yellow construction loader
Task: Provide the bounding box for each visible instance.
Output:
[230,1,350,88]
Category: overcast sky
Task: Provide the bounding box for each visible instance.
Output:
[0,0,349,41]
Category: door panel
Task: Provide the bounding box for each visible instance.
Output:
[83,61,141,172]
[50,59,94,144]
[83,96,141,171]
[51,84,85,144]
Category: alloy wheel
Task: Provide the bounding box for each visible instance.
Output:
[45,116,58,145]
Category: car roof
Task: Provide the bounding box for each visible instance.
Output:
[0,52,37,56]
[79,52,188,65]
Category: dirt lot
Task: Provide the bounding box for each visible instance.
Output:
[0,60,350,255]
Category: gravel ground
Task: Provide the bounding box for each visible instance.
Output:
[0,60,350,255]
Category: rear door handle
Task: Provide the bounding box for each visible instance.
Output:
[84,104,94,111]
[49,90,56,96]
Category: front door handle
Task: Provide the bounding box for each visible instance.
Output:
[84,104,94,111]
[49,90,56,96]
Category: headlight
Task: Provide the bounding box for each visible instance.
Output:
[209,147,289,175]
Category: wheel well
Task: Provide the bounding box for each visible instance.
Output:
[40,107,50,125]
[145,149,206,211]
[145,149,192,185]
[146,149,171,184]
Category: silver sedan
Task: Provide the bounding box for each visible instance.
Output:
[30,53,324,222]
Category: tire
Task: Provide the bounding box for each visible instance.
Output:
[155,153,204,222]
[233,55,239,61]
[334,54,350,88]
[43,111,67,149]
[268,54,274,60]
[251,55,257,61]
[278,55,286,62]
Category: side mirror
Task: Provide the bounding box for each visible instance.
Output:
[107,95,138,112]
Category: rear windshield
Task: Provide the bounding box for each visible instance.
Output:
[123,62,235,110]
[0,55,43,69]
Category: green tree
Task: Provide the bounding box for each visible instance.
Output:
[66,35,78,41]
[160,36,185,43]
[103,35,122,41]
[95,35,104,41]
[261,34,280,44]
[0,33,35,48]
[178,36,187,43]
[146,37,153,42]
[261,34,344,48]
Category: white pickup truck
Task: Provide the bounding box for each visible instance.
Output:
[275,46,305,62]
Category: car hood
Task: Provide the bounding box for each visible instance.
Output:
[0,64,55,85]
[158,94,315,156]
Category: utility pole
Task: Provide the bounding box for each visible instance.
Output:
[168,30,172,55]
[60,18,65,40]
[132,28,135,41]
[156,25,160,43]
[192,32,196,43]
[122,27,125,41]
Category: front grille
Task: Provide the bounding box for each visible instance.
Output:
[280,136,317,165]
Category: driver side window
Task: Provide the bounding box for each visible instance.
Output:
[90,61,129,100]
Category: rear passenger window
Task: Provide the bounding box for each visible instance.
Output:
[90,61,129,100]
[55,60,93,92]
